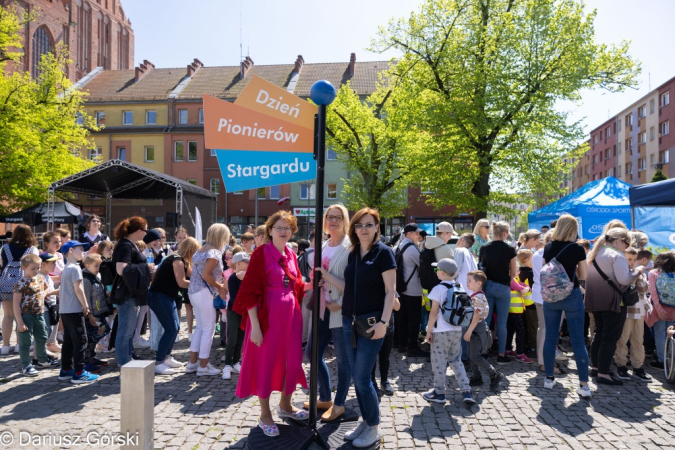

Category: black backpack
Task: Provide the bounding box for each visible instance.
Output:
[298,248,314,283]
[394,242,418,295]
[419,246,440,291]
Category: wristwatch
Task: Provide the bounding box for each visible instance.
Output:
[379,319,389,327]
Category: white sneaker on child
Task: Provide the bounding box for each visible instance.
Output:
[544,377,556,390]
[576,385,592,398]
[185,361,199,374]
[232,362,242,373]
[222,365,232,380]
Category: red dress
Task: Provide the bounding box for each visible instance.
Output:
[235,243,307,398]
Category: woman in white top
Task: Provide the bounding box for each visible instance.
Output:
[305,204,352,422]
[78,215,108,252]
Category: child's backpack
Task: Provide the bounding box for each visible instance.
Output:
[0,245,31,302]
[656,271,675,307]
[439,281,474,327]
[83,271,111,316]
[297,248,314,283]
[540,243,576,303]
[419,246,439,291]
[394,242,418,294]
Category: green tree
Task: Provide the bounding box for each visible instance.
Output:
[0,5,96,215]
[325,82,423,218]
[651,168,667,183]
[373,0,640,218]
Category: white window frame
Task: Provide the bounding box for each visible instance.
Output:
[146,110,157,125]
[210,149,217,156]
[89,147,102,160]
[144,146,154,162]
[626,163,633,174]
[638,132,646,145]
[210,178,220,194]
[661,92,670,107]
[178,109,188,125]
[117,147,126,161]
[187,141,198,162]
[638,158,646,171]
[638,105,646,118]
[174,141,184,161]
[661,121,670,136]
[300,183,316,200]
[594,134,598,144]
[199,109,204,124]
[605,127,611,138]
[95,111,105,125]
[604,148,610,160]
[269,185,280,200]
[660,150,670,164]
[122,110,133,125]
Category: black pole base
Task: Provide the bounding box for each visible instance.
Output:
[243,424,327,450]
[316,421,381,450]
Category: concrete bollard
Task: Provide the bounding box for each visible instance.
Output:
[121,360,154,450]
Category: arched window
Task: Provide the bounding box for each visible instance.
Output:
[32,26,53,79]
[77,2,92,76]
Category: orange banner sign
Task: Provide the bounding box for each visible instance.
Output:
[203,95,313,153]
[235,75,317,130]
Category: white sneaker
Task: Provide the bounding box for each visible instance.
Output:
[0,346,10,355]
[14,344,20,353]
[232,362,242,373]
[222,365,232,380]
[544,377,556,390]
[154,363,176,375]
[164,357,183,368]
[344,421,368,441]
[576,385,592,398]
[196,363,220,376]
[185,361,199,374]
[352,425,382,448]
[133,337,151,349]
[555,349,569,361]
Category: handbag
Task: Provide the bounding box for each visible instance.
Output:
[592,260,639,307]
[351,249,382,346]
[197,267,227,309]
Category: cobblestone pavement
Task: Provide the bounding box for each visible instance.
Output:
[1,325,674,450]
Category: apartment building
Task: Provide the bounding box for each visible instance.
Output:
[570,76,674,191]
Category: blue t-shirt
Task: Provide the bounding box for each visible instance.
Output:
[342,241,397,318]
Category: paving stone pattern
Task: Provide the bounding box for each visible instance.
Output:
[0,326,674,449]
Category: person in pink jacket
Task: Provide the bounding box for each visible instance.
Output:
[645,251,675,369]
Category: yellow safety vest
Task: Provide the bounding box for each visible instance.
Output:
[509,279,532,313]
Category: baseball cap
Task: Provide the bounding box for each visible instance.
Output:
[432,258,458,275]
[143,229,162,244]
[403,223,421,234]
[437,222,455,234]
[232,252,250,264]
[39,252,59,262]
[60,240,90,255]
[419,230,428,239]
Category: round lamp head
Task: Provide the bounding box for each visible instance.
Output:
[310,80,336,106]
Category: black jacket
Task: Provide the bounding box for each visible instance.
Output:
[113,263,151,306]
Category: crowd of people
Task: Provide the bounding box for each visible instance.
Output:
[1,208,675,448]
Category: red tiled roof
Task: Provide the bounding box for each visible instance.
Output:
[293,61,391,97]
[83,68,187,102]
[177,65,295,100]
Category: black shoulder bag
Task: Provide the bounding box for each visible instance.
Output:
[592,259,639,307]
[351,248,382,347]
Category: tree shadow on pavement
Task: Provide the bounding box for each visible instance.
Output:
[411,405,461,441]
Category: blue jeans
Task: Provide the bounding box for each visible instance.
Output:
[147,291,179,363]
[306,314,351,405]
[342,317,384,426]
[653,320,675,363]
[543,288,589,382]
[484,280,511,354]
[116,297,139,367]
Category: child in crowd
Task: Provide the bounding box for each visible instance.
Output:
[614,248,651,381]
[577,239,591,255]
[506,250,533,363]
[423,258,475,405]
[463,270,502,389]
[82,253,111,373]
[646,251,675,369]
[454,233,478,294]
[518,249,538,358]
[223,251,249,380]
[38,253,61,354]
[57,241,99,384]
[14,254,60,376]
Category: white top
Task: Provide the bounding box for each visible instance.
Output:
[531,248,544,304]
[453,247,477,295]
[428,282,462,332]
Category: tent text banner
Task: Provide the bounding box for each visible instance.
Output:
[204,76,318,192]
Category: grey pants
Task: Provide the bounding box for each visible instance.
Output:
[430,330,470,394]
[467,321,497,377]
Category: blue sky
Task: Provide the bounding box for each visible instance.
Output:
[124,0,675,135]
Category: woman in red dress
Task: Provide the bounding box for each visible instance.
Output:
[234,210,313,437]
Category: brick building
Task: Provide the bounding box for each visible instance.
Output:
[569,75,674,192]
[2,0,133,81]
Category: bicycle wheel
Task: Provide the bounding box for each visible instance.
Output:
[665,336,675,383]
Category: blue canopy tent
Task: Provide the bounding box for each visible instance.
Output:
[528,177,631,240]
[629,178,675,250]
